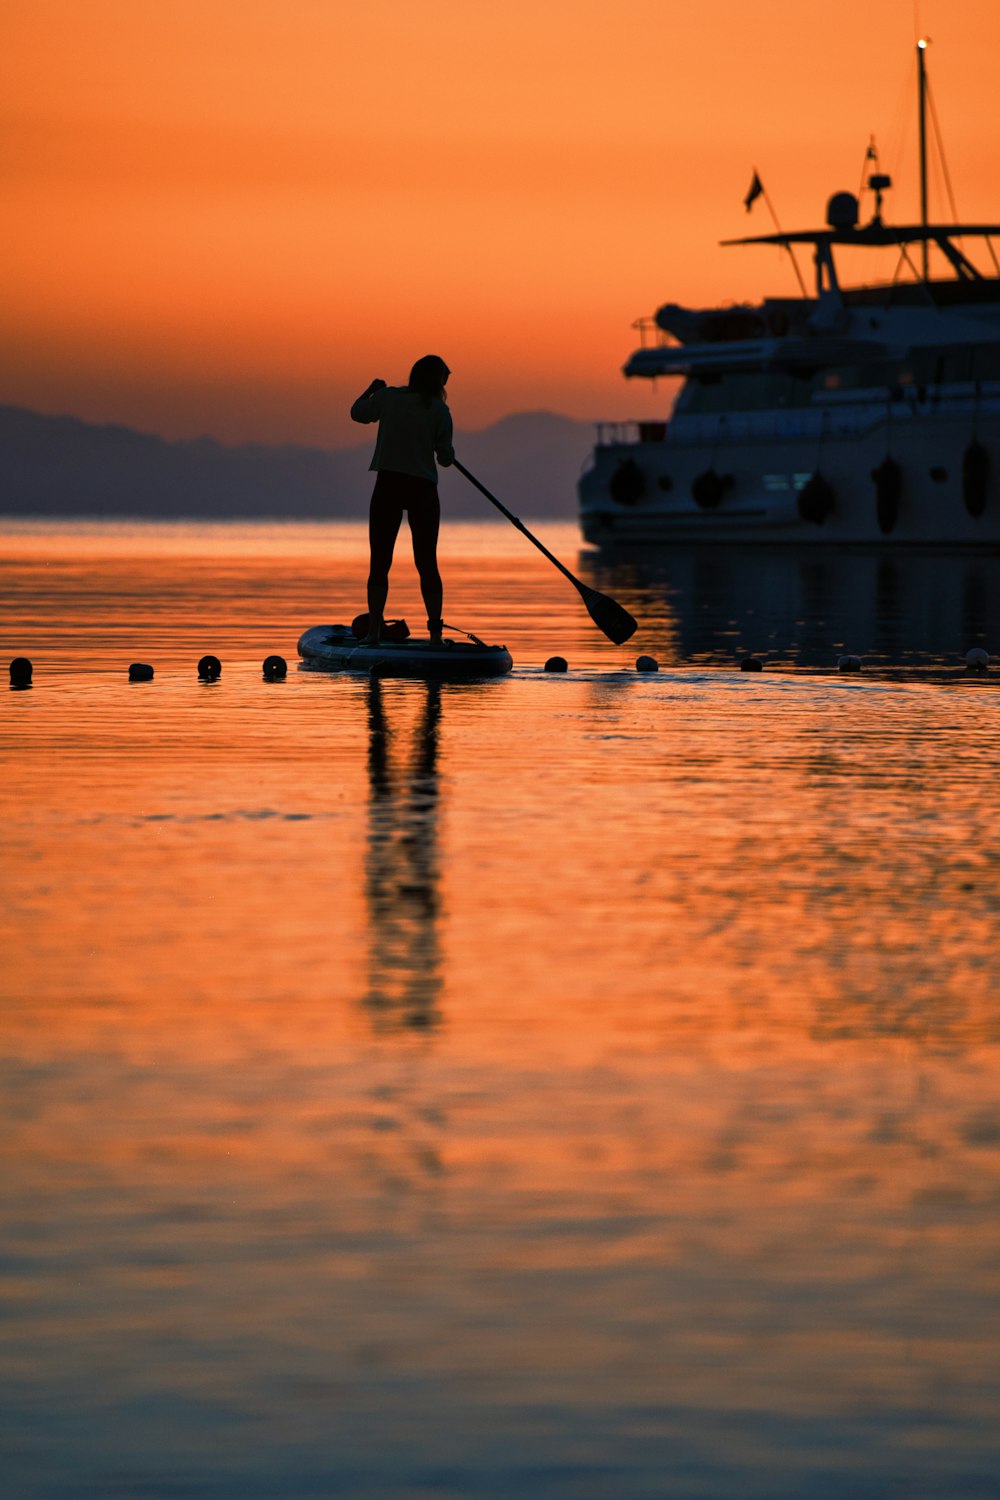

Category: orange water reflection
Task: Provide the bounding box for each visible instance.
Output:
[3,524,1000,1494]
[364,678,442,1032]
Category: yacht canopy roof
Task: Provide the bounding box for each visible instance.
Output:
[723,223,1000,289]
[723,224,1000,248]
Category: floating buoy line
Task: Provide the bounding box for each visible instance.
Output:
[9,655,288,688]
[7,650,997,688]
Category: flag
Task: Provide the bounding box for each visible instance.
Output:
[744,171,764,213]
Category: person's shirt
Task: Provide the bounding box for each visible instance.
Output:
[350,385,455,483]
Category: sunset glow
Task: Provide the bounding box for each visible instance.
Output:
[3,0,1000,446]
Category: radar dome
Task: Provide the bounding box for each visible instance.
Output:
[826,192,859,229]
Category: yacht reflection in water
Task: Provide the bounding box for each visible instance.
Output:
[587,546,1000,671]
[364,677,442,1031]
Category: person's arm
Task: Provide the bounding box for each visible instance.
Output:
[435,405,455,467]
[350,379,388,423]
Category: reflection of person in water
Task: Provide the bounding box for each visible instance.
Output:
[351,355,455,647]
[364,677,442,1030]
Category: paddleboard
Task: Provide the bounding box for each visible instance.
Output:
[297,625,513,680]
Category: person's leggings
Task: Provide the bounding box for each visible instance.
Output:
[367,469,443,627]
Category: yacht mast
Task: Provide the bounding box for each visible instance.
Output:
[918,38,929,280]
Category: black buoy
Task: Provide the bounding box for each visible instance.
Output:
[10,657,32,689]
[198,655,222,681]
[128,662,154,682]
[608,458,646,507]
[740,656,763,672]
[263,654,287,681]
[965,647,989,673]
[544,656,568,673]
[635,655,659,672]
[963,441,990,518]
[797,473,836,525]
[872,457,902,534]
[692,468,734,509]
[838,654,862,673]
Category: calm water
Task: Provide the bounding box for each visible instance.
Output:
[4,520,1000,1499]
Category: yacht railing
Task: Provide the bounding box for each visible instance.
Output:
[596,381,1000,450]
[631,317,671,347]
[596,421,643,446]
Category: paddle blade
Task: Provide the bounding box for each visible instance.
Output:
[582,586,638,645]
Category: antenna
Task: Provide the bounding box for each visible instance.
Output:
[870,173,893,226]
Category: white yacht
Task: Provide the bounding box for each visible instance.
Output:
[579,45,1000,546]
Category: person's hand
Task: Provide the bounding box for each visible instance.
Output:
[368,378,387,394]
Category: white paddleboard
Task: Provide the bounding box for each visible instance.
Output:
[297,625,513,679]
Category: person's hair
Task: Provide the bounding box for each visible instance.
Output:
[408,354,450,405]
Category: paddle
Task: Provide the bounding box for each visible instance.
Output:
[452,460,638,645]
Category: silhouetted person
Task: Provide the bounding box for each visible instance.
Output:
[351,355,455,645]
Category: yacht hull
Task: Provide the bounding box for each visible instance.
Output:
[580,399,1000,546]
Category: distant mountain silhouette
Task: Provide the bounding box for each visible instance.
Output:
[0,405,596,519]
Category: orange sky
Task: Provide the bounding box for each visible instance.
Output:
[3,0,1000,448]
